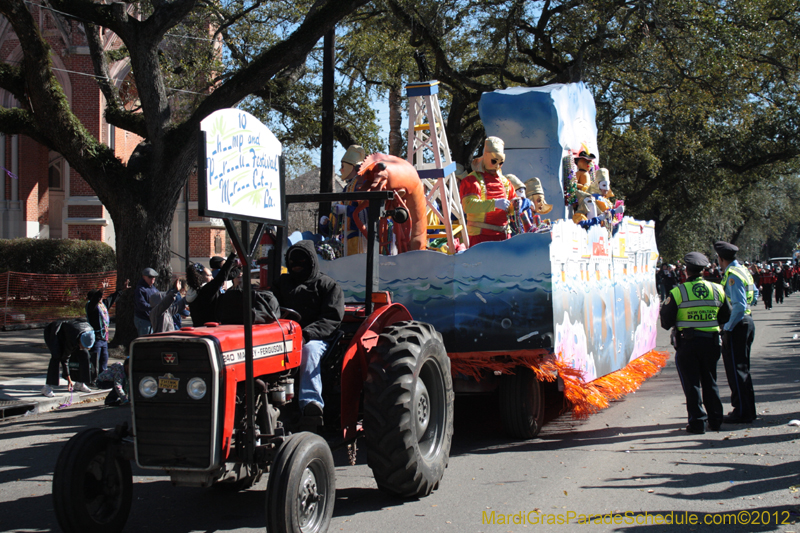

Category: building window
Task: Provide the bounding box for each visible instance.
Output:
[48,161,62,190]
[108,124,115,150]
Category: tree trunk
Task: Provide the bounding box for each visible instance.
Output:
[106,176,183,346]
[388,85,404,157]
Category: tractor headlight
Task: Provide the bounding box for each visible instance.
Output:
[187,377,207,400]
[139,376,158,398]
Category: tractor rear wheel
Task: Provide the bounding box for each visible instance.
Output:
[364,321,454,498]
[52,428,133,533]
[499,366,545,439]
[265,432,335,533]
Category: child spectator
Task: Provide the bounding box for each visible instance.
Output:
[97,358,129,406]
[86,280,129,374]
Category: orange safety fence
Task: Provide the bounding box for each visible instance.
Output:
[0,271,117,329]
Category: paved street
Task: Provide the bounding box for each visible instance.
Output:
[0,296,799,532]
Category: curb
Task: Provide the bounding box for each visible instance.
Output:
[0,389,110,420]
[37,389,109,413]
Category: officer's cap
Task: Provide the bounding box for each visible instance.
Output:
[683,252,709,269]
[713,241,738,261]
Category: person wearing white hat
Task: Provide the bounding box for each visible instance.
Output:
[326,145,368,255]
[525,177,553,221]
[459,136,516,246]
[588,168,614,198]
[340,144,366,182]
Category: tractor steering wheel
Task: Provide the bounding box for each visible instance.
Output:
[280,307,302,322]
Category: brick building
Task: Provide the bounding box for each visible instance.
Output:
[0,6,226,272]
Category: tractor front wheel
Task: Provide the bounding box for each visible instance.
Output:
[52,428,133,533]
[265,432,335,533]
[364,321,454,498]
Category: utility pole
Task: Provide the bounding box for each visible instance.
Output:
[319,29,335,228]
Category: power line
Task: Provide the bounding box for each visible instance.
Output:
[3,58,210,96]
[23,0,217,43]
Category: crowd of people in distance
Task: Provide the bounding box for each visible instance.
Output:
[657,258,798,310]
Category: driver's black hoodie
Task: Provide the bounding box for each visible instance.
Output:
[272,240,344,342]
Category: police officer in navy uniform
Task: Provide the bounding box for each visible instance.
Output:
[715,241,759,423]
[661,252,731,434]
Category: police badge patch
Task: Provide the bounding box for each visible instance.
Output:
[729,278,736,285]
[664,296,671,305]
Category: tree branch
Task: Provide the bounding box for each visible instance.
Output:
[184,0,370,132]
[83,21,147,137]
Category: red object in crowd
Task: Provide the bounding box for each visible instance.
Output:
[760,271,777,285]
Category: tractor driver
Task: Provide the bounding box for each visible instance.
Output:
[270,240,344,418]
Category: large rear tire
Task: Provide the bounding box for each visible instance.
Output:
[265,432,335,533]
[364,321,454,498]
[499,366,545,439]
[52,428,133,533]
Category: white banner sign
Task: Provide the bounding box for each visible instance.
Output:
[199,109,284,223]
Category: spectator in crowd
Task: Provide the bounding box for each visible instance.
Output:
[149,278,185,333]
[758,264,775,310]
[97,358,129,406]
[185,252,237,326]
[783,261,793,297]
[678,264,688,283]
[134,268,160,336]
[656,263,669,302]
[662,264,678,299]
[775,265,786,304]
[210,256,225,276]
[86,280,129,375]
[209,256,229,293]
[41,319,95,397]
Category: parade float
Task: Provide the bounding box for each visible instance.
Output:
[319,82,666,437]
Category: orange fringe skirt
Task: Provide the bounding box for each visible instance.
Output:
[449,349,669,420]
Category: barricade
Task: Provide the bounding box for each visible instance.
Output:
[0,271,117,329]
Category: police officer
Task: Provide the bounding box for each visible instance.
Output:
[661,252,731,434]
[714,241,759,423]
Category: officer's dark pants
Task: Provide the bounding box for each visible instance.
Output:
[762,285,773,309]
[775,283,784,304]
[722,315,756,421]
[674,333,723,431]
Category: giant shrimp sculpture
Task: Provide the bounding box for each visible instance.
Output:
[353,153,428,253]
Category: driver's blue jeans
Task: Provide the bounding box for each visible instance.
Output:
[299,340,328,410]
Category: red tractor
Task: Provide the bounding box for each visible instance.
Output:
[52,192,454,533]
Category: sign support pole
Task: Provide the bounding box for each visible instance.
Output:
[223,218,265,464]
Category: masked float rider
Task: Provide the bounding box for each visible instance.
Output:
[459,137,516,246]
[525,177,553,229]
[323,145,367,256]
